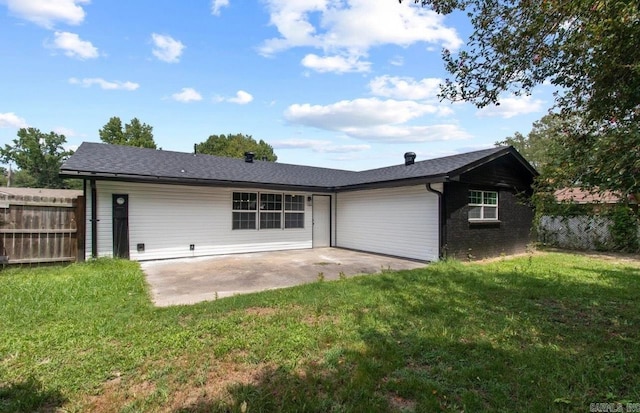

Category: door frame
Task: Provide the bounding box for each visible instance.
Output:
[112,194,130,259]
[312,194,331,247]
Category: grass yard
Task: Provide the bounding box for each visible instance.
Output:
[1,252,639,412]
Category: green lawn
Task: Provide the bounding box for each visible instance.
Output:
[1,252,639,412]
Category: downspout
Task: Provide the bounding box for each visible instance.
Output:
[90,179,97,258]
[426,183,445,260]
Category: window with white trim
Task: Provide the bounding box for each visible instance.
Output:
[259,193,282,229]
[468,190,498,221]
[232,192,257,229]
[232,192,305,230]
[284,195,305,228]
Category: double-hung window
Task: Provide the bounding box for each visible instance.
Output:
[284,195,305,228]
[232,192,305,230]
[232,192,257,229]
[260,193,282,229]
[468,190,498,221]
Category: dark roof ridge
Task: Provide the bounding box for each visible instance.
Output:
[75,141,360,174]
[60,141,536,189]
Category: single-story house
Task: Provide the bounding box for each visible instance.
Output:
[59,142,537,262]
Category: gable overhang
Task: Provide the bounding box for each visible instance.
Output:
[447,147,538,179]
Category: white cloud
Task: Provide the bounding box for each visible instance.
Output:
[69,77,139,90]
[51,31,98,59]
[301,53,370,73]
[4,0,88,28]
[53,126,79,137]
[389,56,404,66]
[171,87,203,102]
[285,98,448,130]
[151,33,184,63]
[284,98,461,143]
[0,112,28,128]
[369,76,441,100]
[226,90,254,104]
[273,139,370,153]
[476,95,545,119]
[260,0,462,70]
[211,0,229,15]
[344,124,471,143]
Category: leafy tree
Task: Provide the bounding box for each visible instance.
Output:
[99,117,157,149]
[405,0,640,197]
[9,169,37,188]
[196,133,278,161]
[496,113,572,173]
[0,128,73,188]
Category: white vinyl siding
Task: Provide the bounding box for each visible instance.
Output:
[87,181,312,261]
[336,185,440,261]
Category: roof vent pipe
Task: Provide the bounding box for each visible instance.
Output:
[404,152,416,166]
[193,144,197,155]
[244,152,255,163]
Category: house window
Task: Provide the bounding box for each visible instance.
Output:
[232,192,257,229]
[468,190,498,221]
[232,192,305,230]
[260,193,282,229]
[284,195,305,229]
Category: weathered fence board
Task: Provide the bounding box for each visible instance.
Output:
[0,194,85,264]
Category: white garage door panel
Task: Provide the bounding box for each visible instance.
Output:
[336,185,439,261]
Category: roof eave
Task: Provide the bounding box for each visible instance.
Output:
[59,170,335,193]
[446,146,539,178]
[335,175,449,192]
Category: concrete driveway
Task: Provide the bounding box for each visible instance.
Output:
[141,248,426,306]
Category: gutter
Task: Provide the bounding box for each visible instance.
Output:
[426,183,445,260]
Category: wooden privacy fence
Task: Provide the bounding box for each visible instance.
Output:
[0,194,85,264]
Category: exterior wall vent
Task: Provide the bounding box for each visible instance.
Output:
[244,152,255,163]
[404,152,416,166]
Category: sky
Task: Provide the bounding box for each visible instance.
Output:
[0,0,555,171]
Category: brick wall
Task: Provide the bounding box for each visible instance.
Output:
[443,181,534,260]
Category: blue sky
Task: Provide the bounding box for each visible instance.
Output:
[0,0,553,171]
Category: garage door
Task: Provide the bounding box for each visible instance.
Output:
[336,185,439,261]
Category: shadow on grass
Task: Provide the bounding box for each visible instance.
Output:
[175,261,640,412]
[0,377,66,413]
[174,332,582,412]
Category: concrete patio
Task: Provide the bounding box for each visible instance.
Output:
[141,247,426,306]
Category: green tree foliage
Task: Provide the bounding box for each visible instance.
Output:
[99,117,157,149]
[496,113,573,174]
[406,0,640,196]
[0,128,73,188]
[196,133,278,161]
[609,205,640,252]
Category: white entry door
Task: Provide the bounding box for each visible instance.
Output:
[312,195,331,247]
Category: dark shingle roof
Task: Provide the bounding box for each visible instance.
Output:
[60,142,533,190]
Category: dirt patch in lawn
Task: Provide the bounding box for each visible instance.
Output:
[243,306,279,317]
[79,359,271,412]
